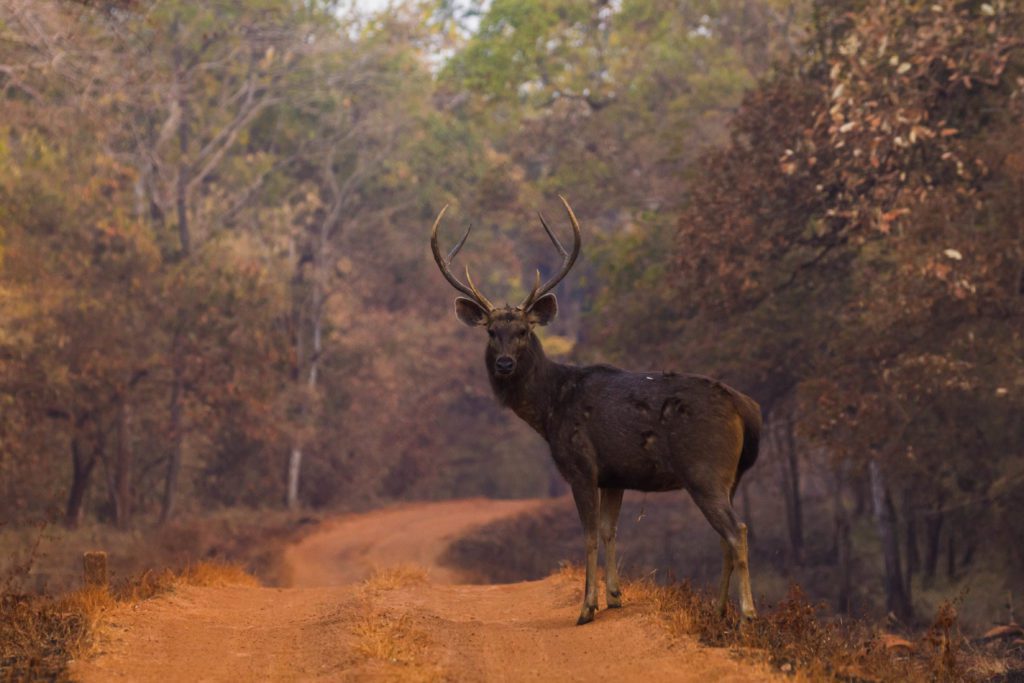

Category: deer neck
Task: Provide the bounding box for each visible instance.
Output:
[489,335,568,438]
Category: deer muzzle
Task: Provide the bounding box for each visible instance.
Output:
[494,356,516,376]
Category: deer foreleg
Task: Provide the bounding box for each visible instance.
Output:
[571,482,600,625]
[600,487,624,608]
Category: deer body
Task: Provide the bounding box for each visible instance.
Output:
[432,198,760,625]
[496,354,758,494]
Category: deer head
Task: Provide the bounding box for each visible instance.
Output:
[430,196,582,378]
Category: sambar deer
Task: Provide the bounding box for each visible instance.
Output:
[430,197,761,625]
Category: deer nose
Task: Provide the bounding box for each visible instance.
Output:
[495,356,515,374]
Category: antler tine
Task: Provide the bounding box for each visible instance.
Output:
[446,222,472,265]
[430,204,495,310]
[519,195,583,309]
[464,266,496,311]
[537,211,569,259]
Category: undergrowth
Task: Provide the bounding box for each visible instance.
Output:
[1,510,308,682]
[619,573,1024,682]
[0,560,255,682]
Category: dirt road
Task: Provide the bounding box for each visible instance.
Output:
[72,499,773,682]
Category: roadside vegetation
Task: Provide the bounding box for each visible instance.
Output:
[1,560,256,682]
[1,0,1021,675]
[1,511,310,681]
[449,503,1024,681]
[624,573,1021,682]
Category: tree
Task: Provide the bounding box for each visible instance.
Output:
[592,0,1024,617]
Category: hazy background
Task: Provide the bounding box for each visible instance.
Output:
[0,0,1021,627]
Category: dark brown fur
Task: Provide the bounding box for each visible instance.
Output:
[432,200,761,625]
[475,306,762,625]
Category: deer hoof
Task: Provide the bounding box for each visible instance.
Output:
[576,608,596,625]
[607,590,622,608]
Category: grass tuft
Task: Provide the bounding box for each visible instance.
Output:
[180,561,261,588]
[359,564,428,594]
[350,607,444,683]
[353,610,424,663]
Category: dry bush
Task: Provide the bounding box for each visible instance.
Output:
[621,575,1023,682]
[1,592,89,681]
[1,508,298,681]
[0,510,320,596]
[1,560,259,681]
[1,586,119,681]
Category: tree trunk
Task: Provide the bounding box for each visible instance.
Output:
[160,351,185,525]
[66,424,102,529]
[836,514,852,613]
[286,219,326,510]
[960,532,977,569]
[66,436,95,528]
[286,446,303,510]
[903,489,919,587]
[113,399,133,528]
[160,33,191,524]
[869,460,912,621]
[287,234,306,510]
[853,473,868,518]
[946,532,956,580]
[173,18,191,258]
[834,467,852,613]
[774,418,803,565]
[923,502,944,581]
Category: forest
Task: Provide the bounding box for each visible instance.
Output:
[1,0,1022,634]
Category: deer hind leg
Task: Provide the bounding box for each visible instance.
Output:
[693,493,757,619]
[599,487,624,608]
[717,537,734,616]
[571,482,600,625]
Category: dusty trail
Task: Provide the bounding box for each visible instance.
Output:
[72,498,773,682]
[284,498,542,587]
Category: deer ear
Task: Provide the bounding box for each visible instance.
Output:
[527,293,557,326]
[455,297,489,327]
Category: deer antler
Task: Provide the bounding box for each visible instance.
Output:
[519,195,582,310]
[430,205,495,311]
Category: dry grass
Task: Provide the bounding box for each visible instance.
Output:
[359,564,429,594]
[618,574,1023,682]
[351,565,442,682]
[180,561,261,588]
[353,610,427,663]
[1,560,258,682]
[350,609,443,683]
[0,509,320,596]
[350,565,442,679]
[1,508,313,680]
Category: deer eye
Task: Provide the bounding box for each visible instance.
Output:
[487,329,496,339]
[517,330,527,338]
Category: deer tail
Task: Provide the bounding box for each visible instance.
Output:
[732,394,762,499]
